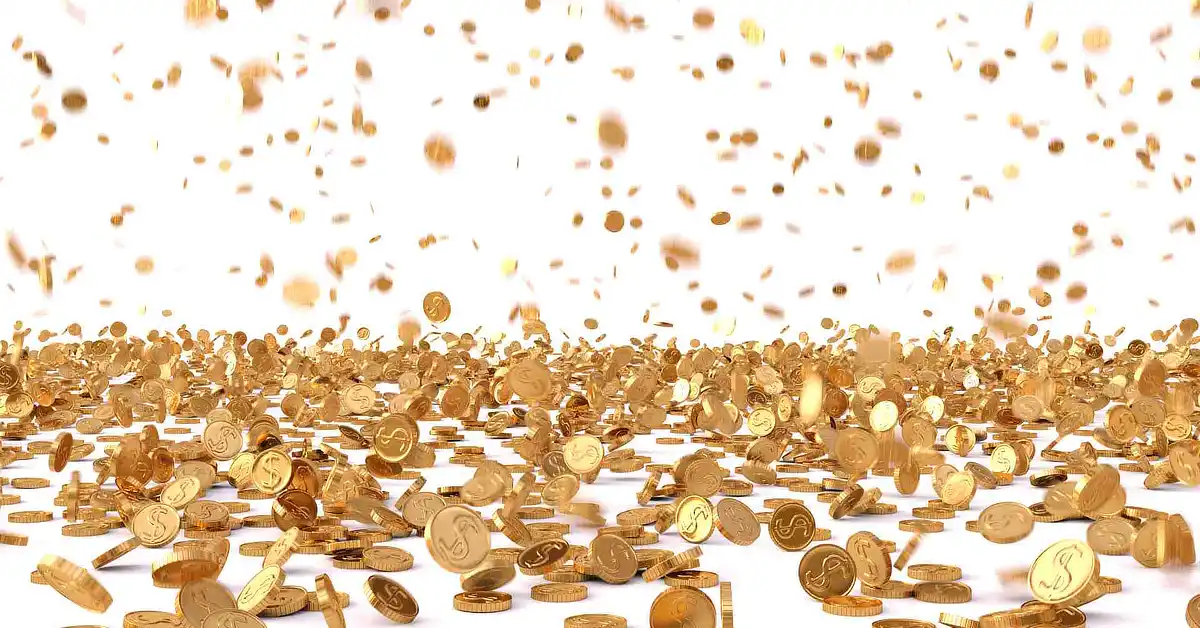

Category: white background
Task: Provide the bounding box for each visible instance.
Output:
[1,0,1200,626]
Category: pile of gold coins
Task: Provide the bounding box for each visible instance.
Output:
[2,307,1200,628]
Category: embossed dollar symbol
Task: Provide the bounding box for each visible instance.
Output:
[1039,546,1081,592]
[776,513,811,540]
[379,581,406,606]
[670,600,698,628]
[147,507,168,539]
[438,516,475,559]
[851,540,878,580]
[984,512,1017,532]
[803,555,851,590]
[528,544,552,565]
[680,505,709,535]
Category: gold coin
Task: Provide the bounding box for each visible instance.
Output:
[531,582,588,603]
[250,449,293,494]
[563,435,604,474]
[714,498,760,546]
[1087,517,1135,555]
[363,546,414,572]
[517,538,570,574]
[506,358,552,401]
[123,611,184,628]
[861,581,913,599]
[315,574,346,628]
[566,614,627,628]
[37,554,113,613]
[769,502,816,551]
[589,534,638,583]
[835,428,879,472]
[597,114,628,151]
[676,495,716,543]
[364,575,419,623]
[1132,518,1167,567]
[160,476,202,509]
[237,565,285,614]
[178,578,236,628]
[872,621,934,628]
[50,431,73,472]
[664,570,719,589]
[341,383,376,415]
[846,531,892,587]
[649,586,716,628]
[425,505,490,572]
[202,420,243,461]
[1082,26,1111,53]
[869,400,899,431]
[913,581,971,604]
[1188,594,1200,628]
[201,610,265,628]
[453,591,513,613]
[829,483,865,519]
[906,564,961,582]
[374,414,419,462]
[1028,539,1097,604]
[261,586,309,618]
[262,527,300,568]
[822,595,882,617]
[798,544,856,600]
[92,537,142,569]
[132,503,181,548]
[402,492,447,527]
[423,135,456,169]
[461,558,516,591]
[977,502,1033,544]
[422,291,451,323]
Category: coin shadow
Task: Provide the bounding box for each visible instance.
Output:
[94,563,142,574]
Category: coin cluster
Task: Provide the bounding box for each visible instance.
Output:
[1,305,1199,627]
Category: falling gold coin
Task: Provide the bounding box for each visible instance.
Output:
[598,114,628,151]
[61,89,87,113]
[282,277,320,308]
[739,18,765,46]
[424,135,456,169]
[422,291,451,323]
[854,139,882,165]
[1082,26,1111,53]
